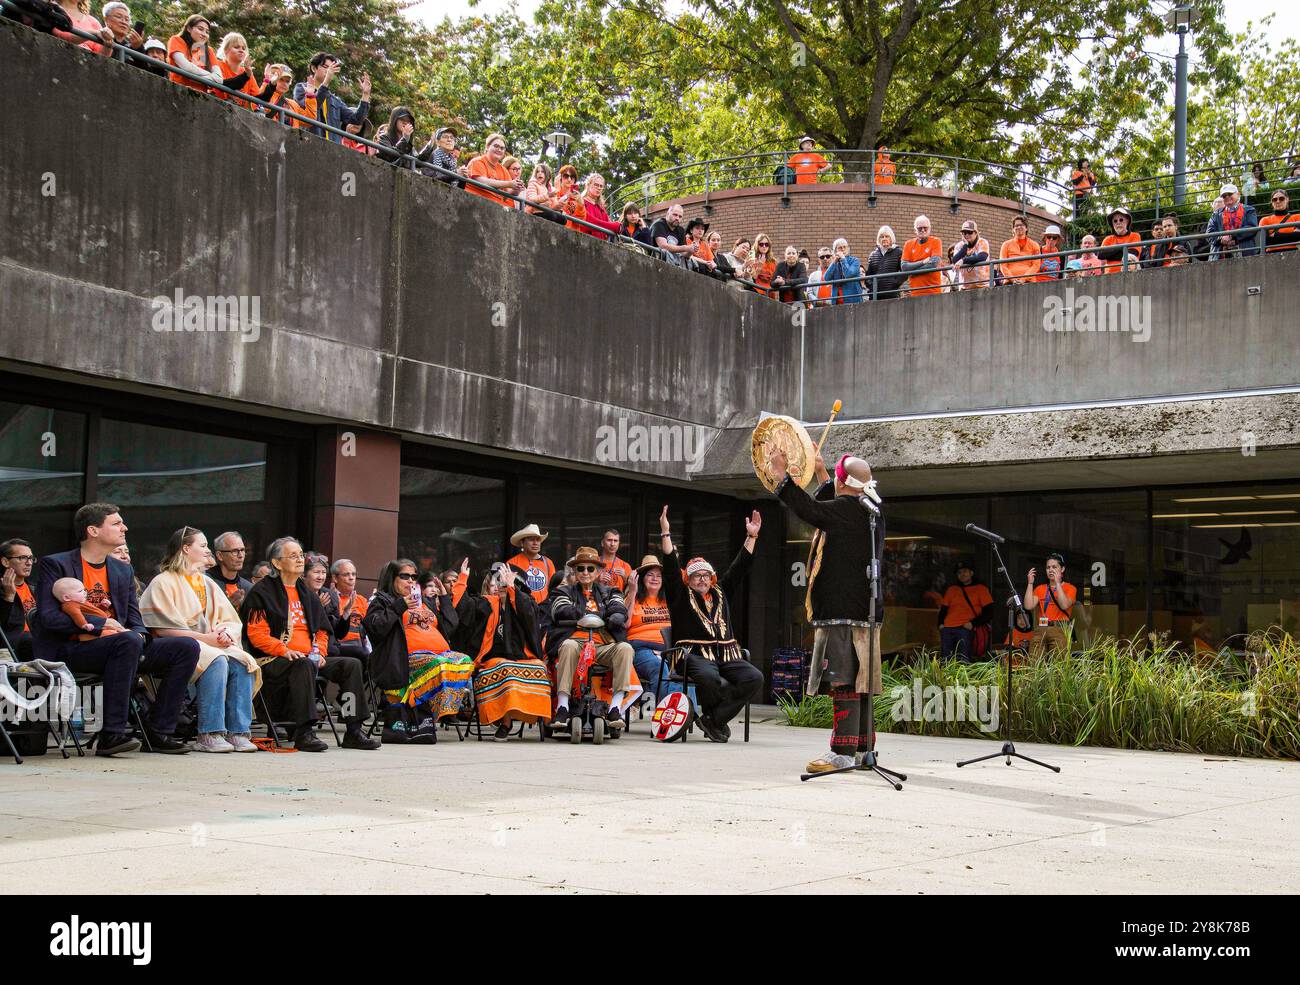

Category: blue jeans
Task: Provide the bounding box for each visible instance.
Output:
[940,626,974,663]
[194,654,255,734]
[633,645,686,702]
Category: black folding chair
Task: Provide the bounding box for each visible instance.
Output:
[656,646,751,742]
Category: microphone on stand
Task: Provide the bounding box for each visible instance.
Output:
[858,495,880,515]
[965,522,1004,544]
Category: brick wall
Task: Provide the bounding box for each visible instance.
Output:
[644,183,1067,258]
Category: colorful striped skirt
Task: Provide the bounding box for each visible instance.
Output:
[473,656,553,725]
[385,649,473,719]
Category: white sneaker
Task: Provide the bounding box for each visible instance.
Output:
[227,733,258,753]
[194,733,234,753]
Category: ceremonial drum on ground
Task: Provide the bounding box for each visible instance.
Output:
[751,414,817,492]
[651,691,693,742]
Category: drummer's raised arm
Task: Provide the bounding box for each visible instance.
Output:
[659,504,674,556]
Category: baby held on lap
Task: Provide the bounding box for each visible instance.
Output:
[52,576,122,641]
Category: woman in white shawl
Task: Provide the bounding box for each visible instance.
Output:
[140,526,261,753]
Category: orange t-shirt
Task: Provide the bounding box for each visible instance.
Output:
[999,236,1042,283]
[217,59,263,108]
[402,603,451,654]
[167,37,218,91]
[627,594,671,644]
[1033,582,1077,623]
[508,553,556,605]
[902,237,943,295]
[284,585,314,654]
[467,156,516,208]
[788,152,827,184]
[81,559,114,620]
[939,583,993,629]
[751,258,776,296]
[15,581,34,630]
[1260,212,1300,252]
[874,156,896,185]
[1100,232,1142,274]
[338,591,368,642]
[1071,169,1094,195]
[693,241,715,264]
[597,557,633,593]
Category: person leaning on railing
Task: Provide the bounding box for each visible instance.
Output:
[951,220,990,289]
[1206,182,1260,260]
[465,132,525,208]
[166,14,223,92]
[259,64,307,128]
[571,174,622,239]
[429,127,465,185]
[294,52,370,144]
[617,203,656,250]
[749,234,777,297]
[1037,225,1065,281]
[864,227,903,299]
[998,215,1041,285]
[52,0,101,44]
[523,161,553,213]
[214,32,263,109]
[686,217,718,275]
[378,106,435,172]
[772,245,807,303]
[805,246,833,305]
[1098,206,1142,273]
[1261,188,1300,252]
[78,1,144,65]
[901,216,945,296]
[826,237,864,304]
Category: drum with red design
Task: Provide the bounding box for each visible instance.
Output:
[651,691,693,741]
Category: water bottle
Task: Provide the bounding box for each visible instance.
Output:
[309,645,322,666]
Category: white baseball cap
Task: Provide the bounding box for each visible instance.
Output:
[1220,182,1239,196]
[1044,225,1063,237]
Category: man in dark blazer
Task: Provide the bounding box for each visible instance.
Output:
[29,502,200,756]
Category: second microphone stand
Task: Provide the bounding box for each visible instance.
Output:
[956,537,1059,773]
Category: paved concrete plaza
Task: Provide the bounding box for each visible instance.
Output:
[2,713,1297,894]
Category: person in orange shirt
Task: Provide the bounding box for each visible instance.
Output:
[1070,159,1096,202]
[259,64,308,127]
[1099,206,1143,274]
[214,32,261,108]
[1261,189,1300,252]
[936,561,994,662]
[466,132,524,208]
[900,215,943,296]
[243,537,379,751]
[998,216,1042,284]
[788,136,830,185]
[622,555,683,701]
[686,218,717,274]
[597,529,633,593]
[166,14,224,92]
[873,146,896,186]
[506,524,556,606]
[748,234,777,297]
[1024,553,1077,659]
[1,539,36,658]
[331,558,369,662]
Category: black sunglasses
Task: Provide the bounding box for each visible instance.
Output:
[395,572,417,581]
[574,565,598,573]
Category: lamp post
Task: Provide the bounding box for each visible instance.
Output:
[541,129,573,163]
[1165,5,1197,206]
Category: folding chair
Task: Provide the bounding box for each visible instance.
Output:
[656,647,751,742]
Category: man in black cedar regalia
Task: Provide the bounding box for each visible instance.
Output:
[769,450,885,774]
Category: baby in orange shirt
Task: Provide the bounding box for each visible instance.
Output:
[52,577,121,641]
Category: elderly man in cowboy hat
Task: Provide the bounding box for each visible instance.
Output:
[547,546,635,728]
[506,523,555,606]
[768,449,887,774]
[657,505,764,743]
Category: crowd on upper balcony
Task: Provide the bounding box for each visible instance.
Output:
[12,2,1300,309]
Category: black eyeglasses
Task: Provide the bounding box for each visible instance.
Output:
[574,565,598,573]
[5,554,34,562]
[218,548,247,555]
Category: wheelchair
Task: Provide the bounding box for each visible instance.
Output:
[540,615,625,746]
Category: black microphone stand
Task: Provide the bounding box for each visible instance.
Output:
[956,536,1059,772]
[801,500,906,789]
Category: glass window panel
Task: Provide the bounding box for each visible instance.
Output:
[97,419,268,574]
[0,401,86,556]
[1152,484,1300,651]
[518,479,635,572]
[398,466,506,579]
[991,490,1148,644]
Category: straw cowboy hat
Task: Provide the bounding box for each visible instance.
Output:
[567,546,601,567]
[509,523,548,547]
[636,554,663,573]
